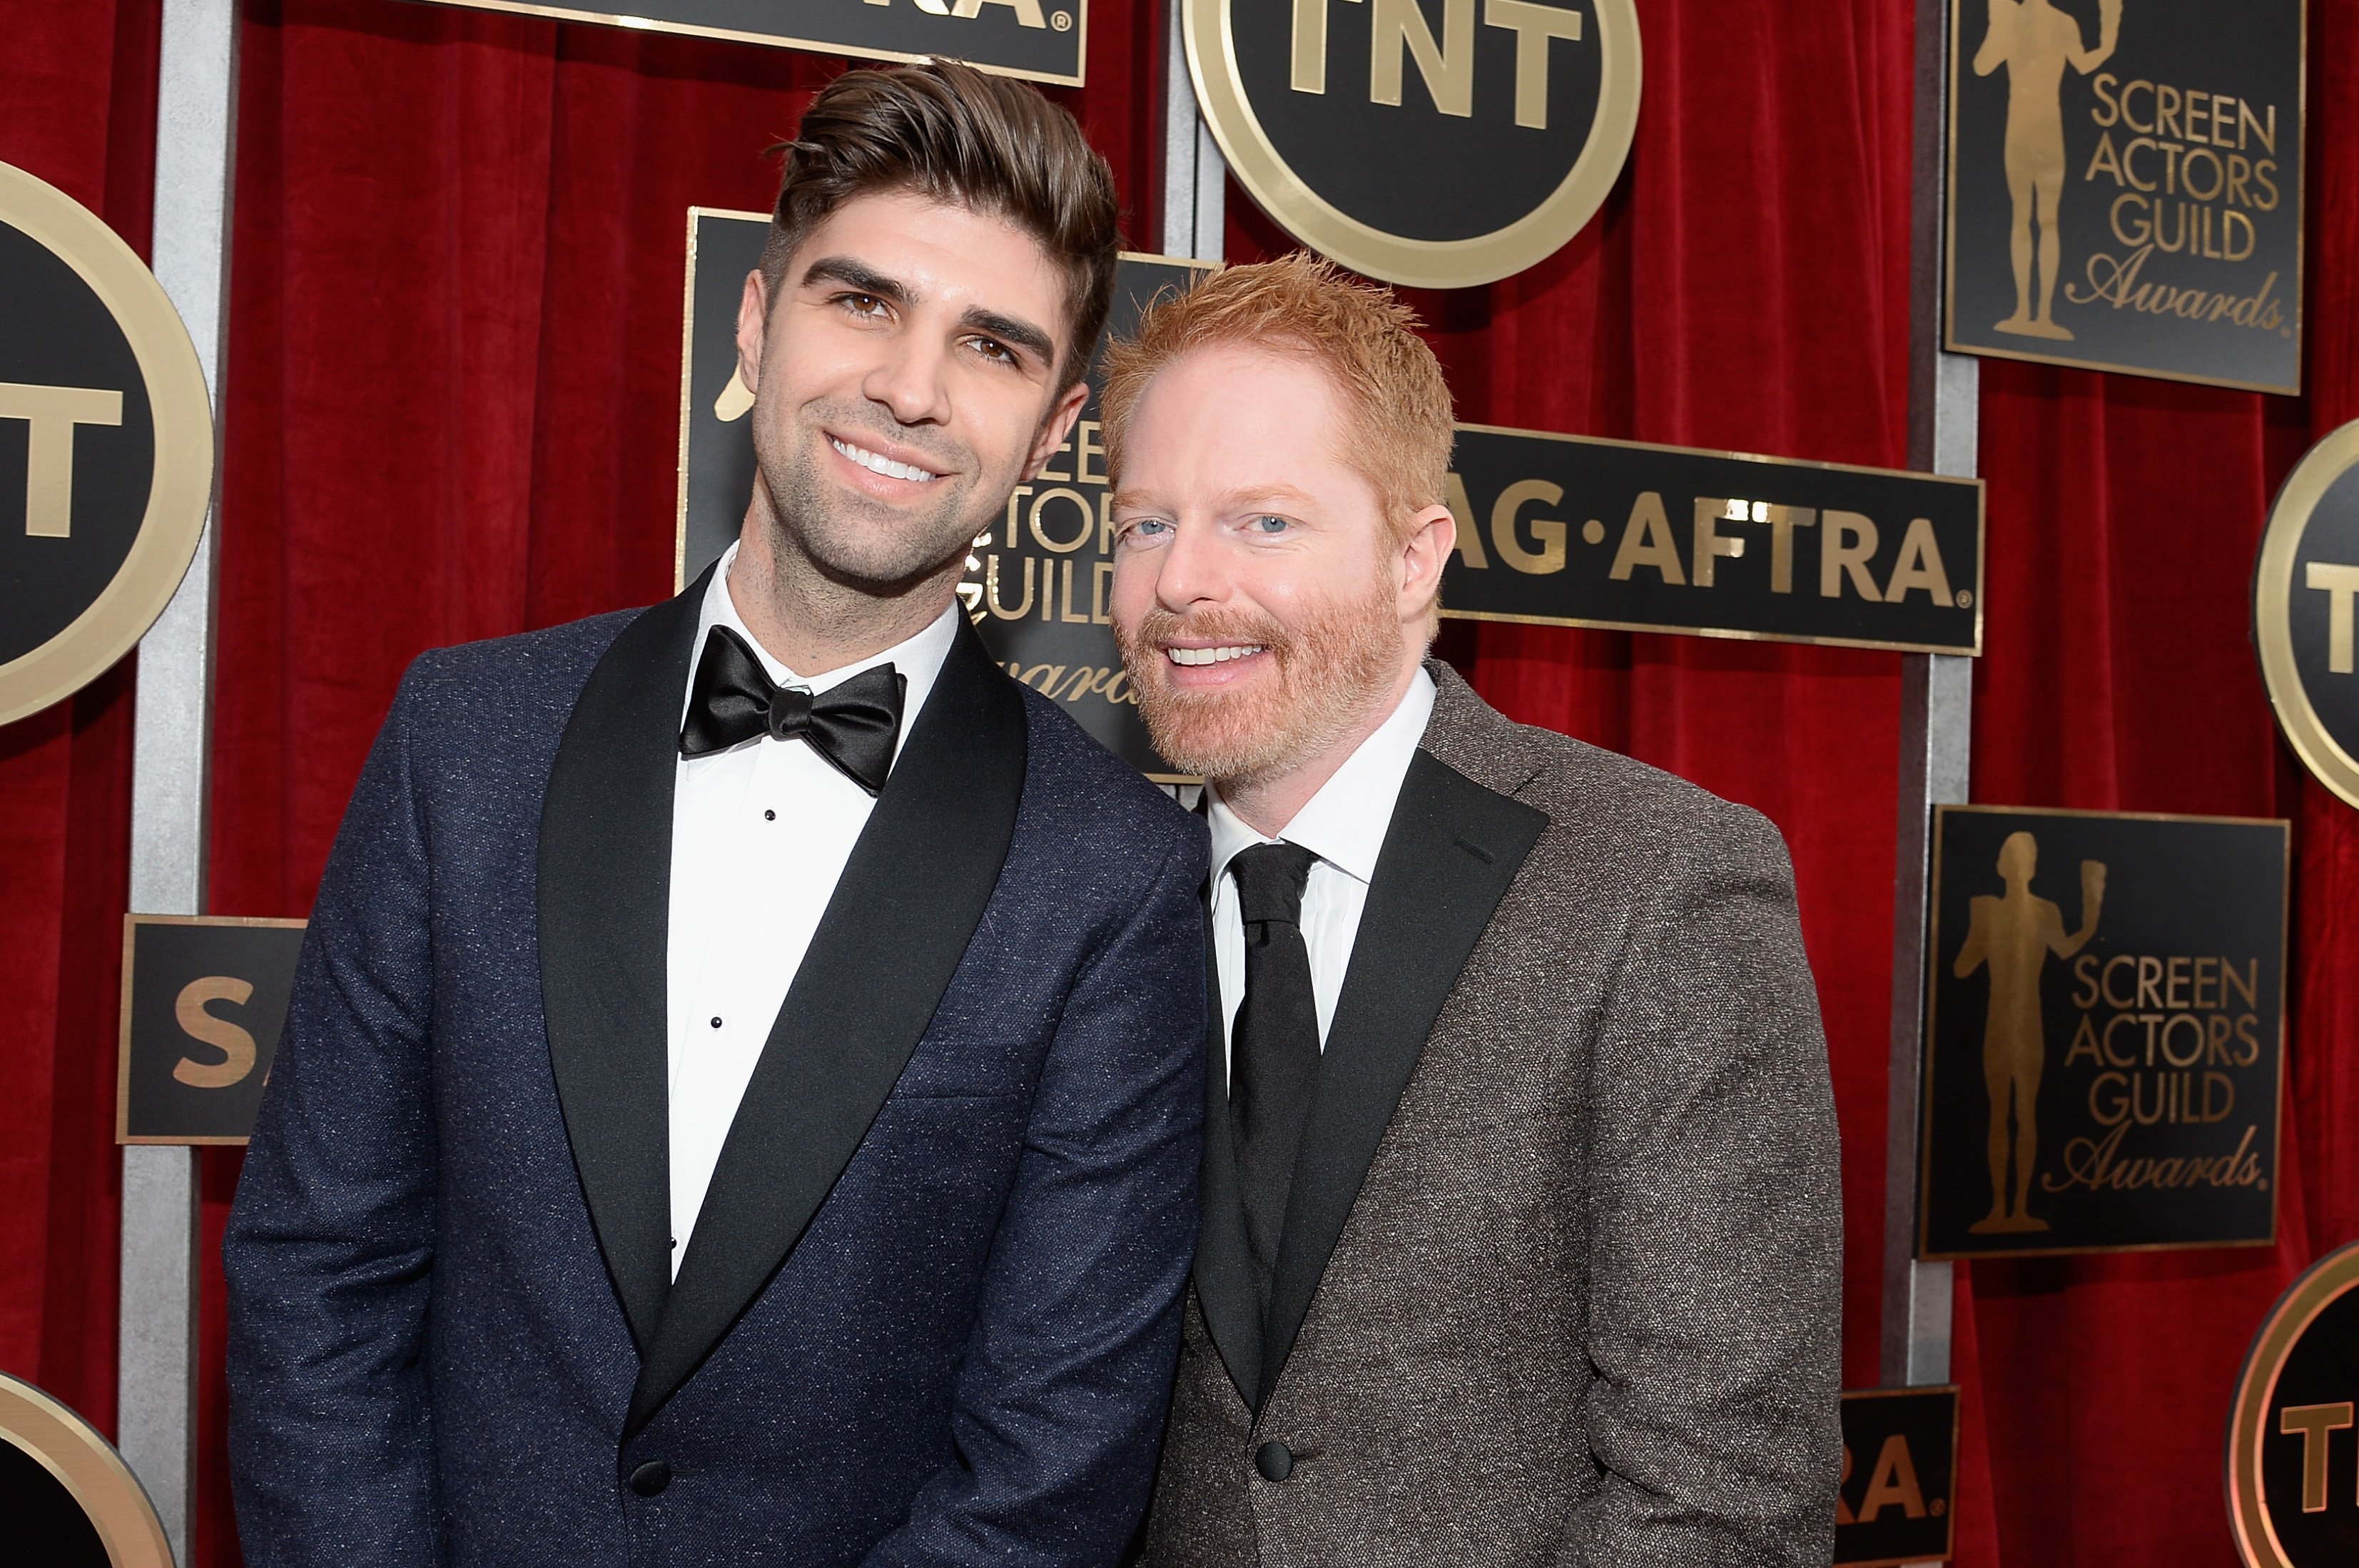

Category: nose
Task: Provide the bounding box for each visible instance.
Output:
[1152,514,1232,614]
[861,329,954,429]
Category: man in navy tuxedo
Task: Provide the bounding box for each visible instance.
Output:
[224,61,1207,1568]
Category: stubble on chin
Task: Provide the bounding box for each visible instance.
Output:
[751,397,988,592]
[1117,576,1404,790]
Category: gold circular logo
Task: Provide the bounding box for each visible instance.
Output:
[0,160,213,729]
[2253,419,2359,810]
[0,1372,172,1567]
[2226,1239,2359,1567]
[1182,0,1641,290]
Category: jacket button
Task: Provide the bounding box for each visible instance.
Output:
[628,1460,672,1497]
[1254,1440,1294,1482]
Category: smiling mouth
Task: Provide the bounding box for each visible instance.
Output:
[830,434,942,484]
[1166,645,1267,666]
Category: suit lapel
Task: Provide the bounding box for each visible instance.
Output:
[539,570,711,1355]
[1254,750,1546,1411]
[627,616,1028,1433]
[1192,915,1262,1409]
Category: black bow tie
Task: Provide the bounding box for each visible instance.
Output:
[679,626,905,795]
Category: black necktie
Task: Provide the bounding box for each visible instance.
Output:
[679,625,905,795]
[1227,841,1323,1315]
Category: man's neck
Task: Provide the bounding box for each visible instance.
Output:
[1216,653,1424,838]
[728,516,961,679]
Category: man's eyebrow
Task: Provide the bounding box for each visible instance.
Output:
[1221,484,1321,509]
[799,256,908,302]
[960,307,1057,368]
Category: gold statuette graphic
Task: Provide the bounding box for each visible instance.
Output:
[1952,830,2106,1233]
[1973,0,2121,340]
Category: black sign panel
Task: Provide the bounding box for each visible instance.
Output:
[1919,805,2288,1259]
[1182,0,1641,289]
[118,915,306,1145]
[412,0,1087,86]
[1945,0,2304,394]
[1837,1387,1960,1567]
[676,209,1205,775]
[0,161,213,726]
[1444,427,1984,655]
[0,1373,171,1568]
[2228,1241,2359,1567]
[2255,419,2359,811]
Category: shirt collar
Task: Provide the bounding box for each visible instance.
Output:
[1206,667,1438,891]
[684,540,962,758]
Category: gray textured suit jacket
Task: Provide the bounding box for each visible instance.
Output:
[1141,664,1842,1567]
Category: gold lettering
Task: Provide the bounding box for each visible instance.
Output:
[1882,517,1955,605]
[1820,511,1880,600]
[984,554,1035,618]
[173,976,258,1089]
[1075,420,1108,485]
[1028,487,1095,553]
[1491,479,1567,574]
[1608,492,1684,584]
[1293,0,1333,92]
[1857,1435,1928,1523]
[2241,99,2276,155]
[1483,0,1583,129]
[2064,1014,2101,1065]
[0,382,123,539]
[1369,0,1475,118]
[2306,562,2359,673]
[2084,131,2126,186]
[1060,559,1091,623]
[2280,1403,2353,1513]
[1689,497,1746,588]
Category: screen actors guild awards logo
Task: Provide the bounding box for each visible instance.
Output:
[1952,830,2104,1233]
[1919,805,2286,1258]
[1944,0,2303,392]
[1972,0,2121,339]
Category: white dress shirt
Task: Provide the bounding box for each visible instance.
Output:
[1207,668,1437,1083]
[666,541,960,1276]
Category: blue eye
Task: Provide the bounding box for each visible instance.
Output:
[1252,514,1290,534]
[1123,516,1174,541]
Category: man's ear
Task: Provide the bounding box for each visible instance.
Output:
[1399,504,1456,621]
[1023,377,1092,481]
[734,269,770,395]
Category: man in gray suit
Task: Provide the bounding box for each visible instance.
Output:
[1101,253,1843,1566]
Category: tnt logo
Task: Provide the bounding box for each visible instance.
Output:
[1288,0,1588,128]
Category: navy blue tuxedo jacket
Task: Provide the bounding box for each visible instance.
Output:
[223,575,1209,1568]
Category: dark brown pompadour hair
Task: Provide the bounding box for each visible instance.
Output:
[759,58,1121,394]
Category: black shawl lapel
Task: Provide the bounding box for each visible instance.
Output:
[626,616,1028,1434]
[539,567,714,1355]
[1254,751,1546,1411]
[1192,917,1263,1410]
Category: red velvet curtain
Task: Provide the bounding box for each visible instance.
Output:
[0,0,161,1484]
[4,0,2358,1563]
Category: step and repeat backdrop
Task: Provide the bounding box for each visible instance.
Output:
[5,0,2355,1560]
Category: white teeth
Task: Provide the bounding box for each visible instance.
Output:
[831,436,939,483]
[1167,645,1267,666]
